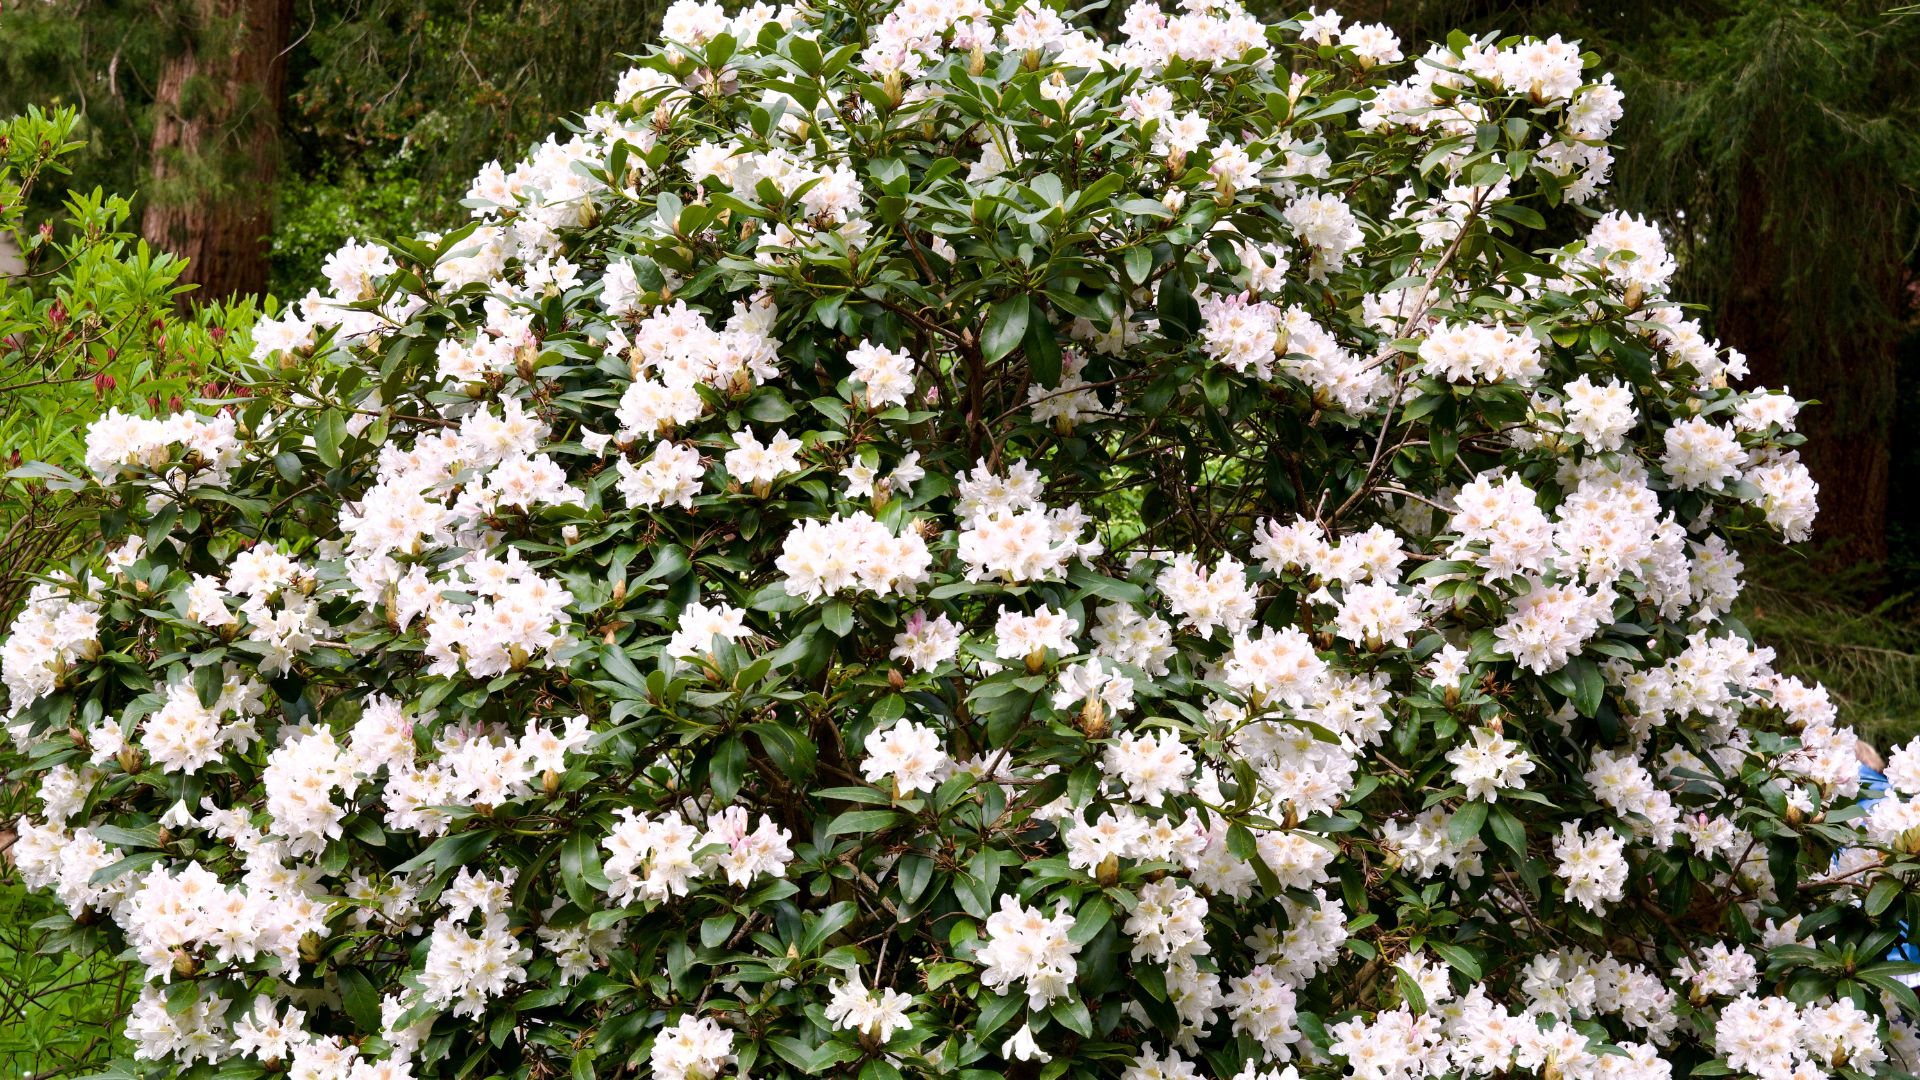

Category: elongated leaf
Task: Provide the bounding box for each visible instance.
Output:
[981,298,1029,364]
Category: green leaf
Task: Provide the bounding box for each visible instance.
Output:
[90,823,161,850]
[640,544,691,583]
[982,298,1030,364]
[314,409,346,468]
[1068,564,1148,605]
[711,736,749,804]
[702,913,739,949]
[1448,799,1488,846]
[765,1036,815,1072]
[899,853,937,904]
[825,809,902,836]
[336,967,382,1031]
[861,1060,904,1080]
[1427,941,1483,980]
[1488,804,1528,860]
[743,392,795,423]
[822,599,854,637]
[193,661,224,708]
[750,720,817,779]
[1406,559,1474,582]
[561,831,600,909]
[975,991,1022,1037]
[924,960,972,989]
[801,900,858,953]
[1553,656,1604,717]
[1049,995,1093,1037]
[1024,301,1061,388]
[1157,266,1200,340]
[1865,875,1902,917]
[599,644,649,695]
[1394,967,1428,1014]
[89,849,168,885]
[393,828,493,875]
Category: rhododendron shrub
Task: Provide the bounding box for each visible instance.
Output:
[6,2,1919,1079]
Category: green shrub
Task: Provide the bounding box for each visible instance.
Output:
[0,105,256,615]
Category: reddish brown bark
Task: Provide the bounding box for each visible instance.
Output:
[142,0,294,303]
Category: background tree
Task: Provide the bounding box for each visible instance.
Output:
[0,0,665,298]
[141,0,294,301]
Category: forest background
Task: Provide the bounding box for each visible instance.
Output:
[1,0,1918,1072]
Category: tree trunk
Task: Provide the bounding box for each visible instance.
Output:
[142,0,293,303]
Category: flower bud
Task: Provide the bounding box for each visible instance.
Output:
[1025,648,1048,675]
[1081,696,1109,739]
[1096,853,1120,887]
[1898,826,1920,856]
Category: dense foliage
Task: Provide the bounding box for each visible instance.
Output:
[5,3,1919,1080]
[0,104,254,614]
[0,0,668,295]
[1291,0,1920,573]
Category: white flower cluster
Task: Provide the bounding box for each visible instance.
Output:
[1418,321,1546,385]
[978,895,1083,1008]
[861,718,951,796]
[776,512,933,601]
[2,581,99,719]
[601,806,793,902]
[955,460,1102,583]
[6,1,1913,1078]
[825,973,915,1041]
[84,406,243,484]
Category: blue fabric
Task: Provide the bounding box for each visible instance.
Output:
[1859,765,1920,966]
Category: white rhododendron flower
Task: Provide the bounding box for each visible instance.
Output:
[4,3,1912,1079]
